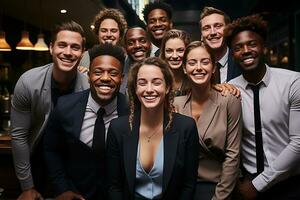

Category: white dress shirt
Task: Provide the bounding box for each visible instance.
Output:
[218,47,229,83]
[230,65,300,192]
[80,93,118,147]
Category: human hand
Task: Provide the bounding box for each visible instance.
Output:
[213,83,241,98]
[78,66,89,73]
[237,179,258,200]
[55,191,85,200]
[17,188,44,200]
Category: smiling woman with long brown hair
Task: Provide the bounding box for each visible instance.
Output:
[106,57,199,200]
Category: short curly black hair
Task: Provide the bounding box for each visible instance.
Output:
[143,1,173,23]
[224,14,268,47]
[89,43,125,72]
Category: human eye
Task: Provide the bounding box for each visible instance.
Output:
[100,28,107,33]
[57,42,67,48]
[110,70,120,77]
[137,79,147,86]
[233,45,242,52]
[165,48,173,54]
[201,58,211,65]
[178,48,185,54]
[94,69,102,76]
[111,28,119,33]
[153,79,163,86]
[127,40,134,46]
[202,25,210,32]
[71,44,81,51]
[248,41,257,48]
[187,59,196,66]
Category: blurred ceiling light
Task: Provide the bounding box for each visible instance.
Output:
[0,31,11,51]
[34,33,49,51]
[16,31,34,50]
[60,9,67,14]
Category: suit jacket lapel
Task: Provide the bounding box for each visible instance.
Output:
[73,90,90,139]
[123,111,139,195]
[162,113,179,193]
[117,93,128,116]
[197,90,219,139]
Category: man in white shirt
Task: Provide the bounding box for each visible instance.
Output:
[227,14,300,199]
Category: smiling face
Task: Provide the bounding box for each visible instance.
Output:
[146,9,172,45]
[185,46,214,87]
[125,27,151,62]
[164,38,185,70]
[200,13,226,50]
[136,64,168,111]
[88,55,122,106]
[98,18,120,45]
[50,30,84,73]
[231,30,265,72]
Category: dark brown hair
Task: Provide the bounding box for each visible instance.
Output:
[51,21,86,49]
[199,6,231,29]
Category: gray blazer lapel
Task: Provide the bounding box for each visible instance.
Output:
[74,72,89,92]
[197,90,219,139]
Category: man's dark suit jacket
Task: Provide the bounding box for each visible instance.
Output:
[226,50,242,82]
[43,89,128,199]
[106,112,199,200]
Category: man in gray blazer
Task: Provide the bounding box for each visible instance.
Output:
[11,21,89,200]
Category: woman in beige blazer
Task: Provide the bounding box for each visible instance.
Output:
[174,41,242,200]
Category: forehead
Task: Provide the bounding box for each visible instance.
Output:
[138,64,164,79]
[231,30,263,45]
[148,9,168,20]
[201,13,225,26]
[55,30,83,44]
[91,55,121,69]
[165,38,185,47]
[100,18,119,28]
[187,46,210,58]
[126,28,147,39]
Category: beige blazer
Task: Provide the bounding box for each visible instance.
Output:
[174,89,242,200]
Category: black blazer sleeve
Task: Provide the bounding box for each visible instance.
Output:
[106,118,125,200]
[43,106,77,196]
[179,118,199,200]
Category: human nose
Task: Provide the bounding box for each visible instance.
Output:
[100,71,110,81]
[63,46,72,55]
[242,45,250,54]
[146,83,154,92]
[134,41,141,48]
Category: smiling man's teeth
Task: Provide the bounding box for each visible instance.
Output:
[99,86,111,90]
[134,51,144,56]
[154,30,163,34]
[243,58,254,64]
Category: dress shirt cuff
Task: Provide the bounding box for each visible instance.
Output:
[20,178,34,191]
[252,174,269,192]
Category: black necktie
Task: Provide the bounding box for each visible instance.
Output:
[92,108,106,158]
[249,84,264,174]
[214,62,222,84]
[154,49,160,57]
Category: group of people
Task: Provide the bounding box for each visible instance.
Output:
[10,1,300,200]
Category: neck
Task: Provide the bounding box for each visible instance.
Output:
[140,105,164,127]
[214,45,227,62]
[191,83,211,103]
[243,63,266,84]
[172,68,185,89]
[52,67,77,91]
[152,39,161,48]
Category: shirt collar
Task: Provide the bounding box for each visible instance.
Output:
[217,47,229,68]
[88,92,118,116]
[239,64,270,89]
